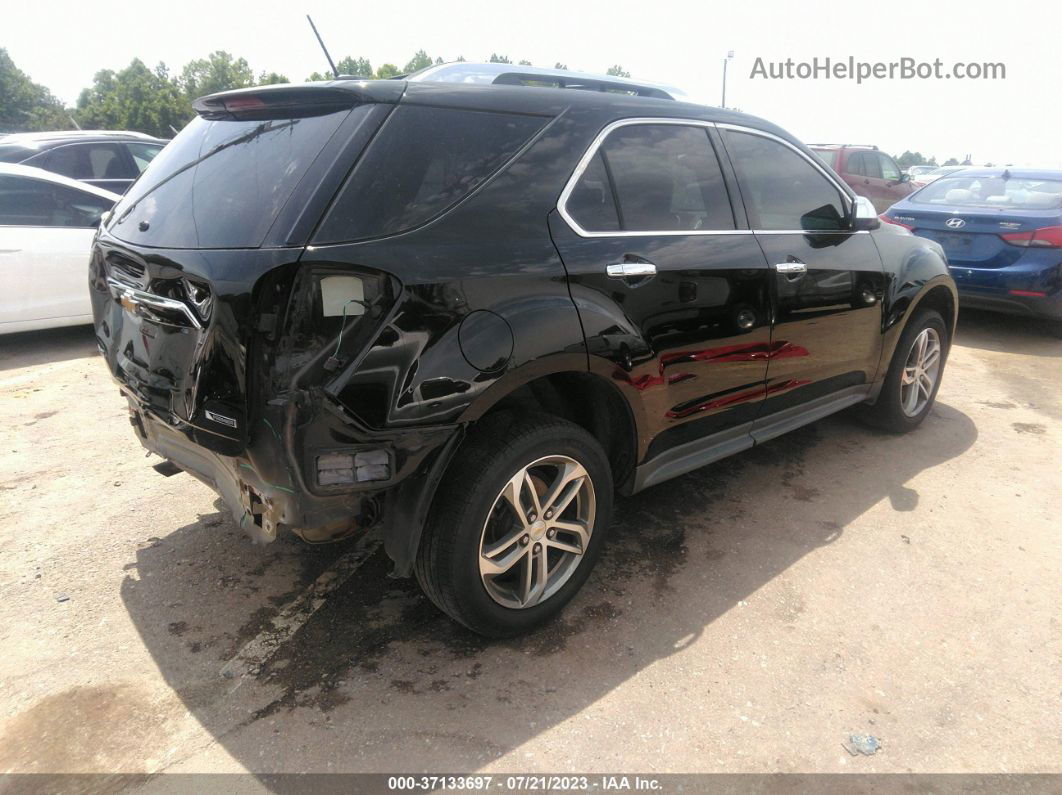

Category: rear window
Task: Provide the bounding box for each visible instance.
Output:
[314,105,546,244]
[912,176,1062,210]
[108,109,355,248]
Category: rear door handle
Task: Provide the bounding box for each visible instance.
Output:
[606,262,657,278]
[774,262,807,275]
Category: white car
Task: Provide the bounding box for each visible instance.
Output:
[0,163,118,334]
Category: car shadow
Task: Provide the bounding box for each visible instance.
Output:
[0,325,97,372]
[954,308,1061,357]
[120,402,977,777]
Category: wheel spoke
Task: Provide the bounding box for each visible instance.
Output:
[541,461,587,518]
[916,330,929,363]
[923,346,940,370]
[481,539,527,577]
[902,366,917,385]
[903,381,920,414]
[550,519,589,550]
[919,373,934,398]
[524,544,549,606]
[499,471,533,529]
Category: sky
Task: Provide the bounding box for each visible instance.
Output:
[5,0,1060,166]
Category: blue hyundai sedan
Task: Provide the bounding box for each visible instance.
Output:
[881,168,1062,335]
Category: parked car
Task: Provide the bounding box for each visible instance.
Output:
[883,168,1062,335]
[809,144,915,212]
[90,69,957,636]
[0,131,166,194]
[905,165,937,179]
[0,163,118,334]
[909,164,971,189]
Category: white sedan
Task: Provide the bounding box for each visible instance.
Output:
[0,163,118,334]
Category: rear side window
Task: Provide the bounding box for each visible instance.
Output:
[315,106,546,243]
[108,109,355,248]
[566,123,734,233]
[845,152,865,176]
[0,175,113,227]
[724,130,848,231]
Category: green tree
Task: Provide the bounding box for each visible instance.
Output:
[0,48,71,132]
[76,59,191,137]
[180,51,254,99]
[489,53,512,64]
[375,63,401,79]
[606,65,631,78]
[942,157,960,166]
[403,50,434,73]
[336,56,373,77]
[895,150,930,169]
[554,62,568,70]
[257,71,289,85]
[518,59,532,66]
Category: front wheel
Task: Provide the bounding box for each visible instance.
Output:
[858,308,948,433]
[414,413,613,637]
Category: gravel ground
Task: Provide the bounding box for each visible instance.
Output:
[0,309,1058,781]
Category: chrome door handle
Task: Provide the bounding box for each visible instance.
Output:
[606,262,657,278]
[774,262,807,275]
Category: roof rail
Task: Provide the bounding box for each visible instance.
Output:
[807,143,879,150]
[406,62,684,101]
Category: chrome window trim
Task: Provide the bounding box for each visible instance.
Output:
[556,118,858,239]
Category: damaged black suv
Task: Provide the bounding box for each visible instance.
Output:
[91,64,957,637]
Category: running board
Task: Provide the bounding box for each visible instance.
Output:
[631,385,870,493]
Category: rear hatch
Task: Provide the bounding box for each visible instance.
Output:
[90,84,398,454]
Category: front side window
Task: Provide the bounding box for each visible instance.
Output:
[0,175,113,227]
[566,123,734,233]
[861,152,882,179]
[724,130,849,231]
[316,106,547,243]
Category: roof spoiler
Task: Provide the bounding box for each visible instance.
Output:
[491,71,674,99]
[193,81,405,120]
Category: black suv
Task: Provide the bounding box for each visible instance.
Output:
[90,70,957,637]
[0,131,167,193]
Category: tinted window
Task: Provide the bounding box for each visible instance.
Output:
[316,106,545,243]
[45,143,134,181]
[845,152,865,176]
[127,143,163,173]
[878,153,901,181]
[594,124,734,232]
[724,130,848,231]
[0,175,113,227]
[566,151,619,231]
[109,109,353,248]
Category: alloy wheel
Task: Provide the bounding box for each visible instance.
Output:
[900,327,942,417]
[478,455,596,609]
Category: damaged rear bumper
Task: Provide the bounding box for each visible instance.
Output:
[123,388,460,557]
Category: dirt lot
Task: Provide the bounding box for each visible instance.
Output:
[0,310,1059,780]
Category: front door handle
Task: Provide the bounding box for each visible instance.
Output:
[606,262,657,278]
[774,262,807,275]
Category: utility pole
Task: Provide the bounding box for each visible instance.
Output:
[721,50,735,109]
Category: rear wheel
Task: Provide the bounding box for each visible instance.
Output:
[415,413,612,637]
[859,308,948,432]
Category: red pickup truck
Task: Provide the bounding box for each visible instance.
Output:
[810,145,915,213]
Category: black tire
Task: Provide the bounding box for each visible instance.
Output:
[414,412,613,637]
[858,308,948,433]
